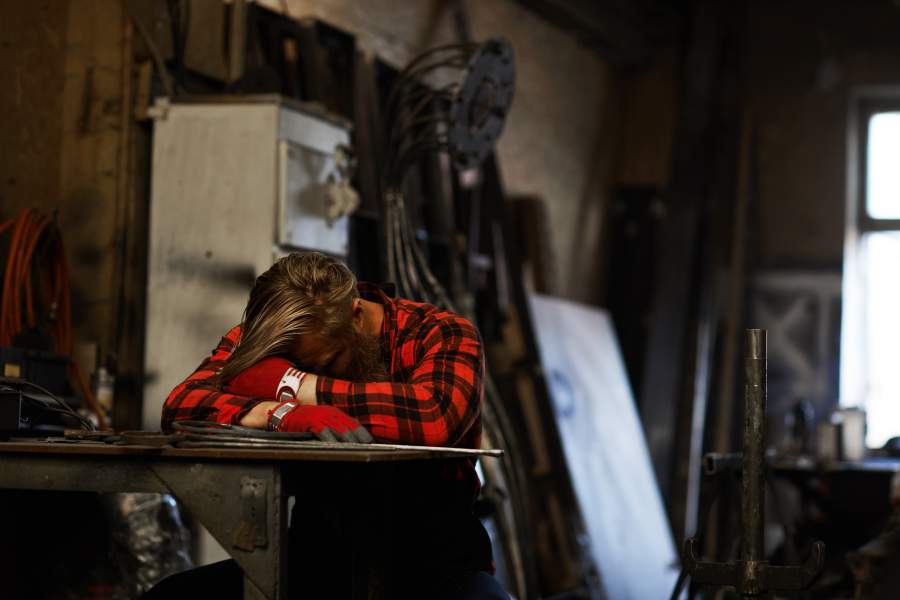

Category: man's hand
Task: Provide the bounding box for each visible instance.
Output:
[270,402,373,443]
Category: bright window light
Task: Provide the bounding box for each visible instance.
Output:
[866,112,900,219]
[860,231,900,447]
[844,110,900,448]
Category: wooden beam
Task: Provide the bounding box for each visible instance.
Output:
[638,0,743,543]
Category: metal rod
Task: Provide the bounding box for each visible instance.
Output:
[741,329,766,566]
[683,328,824,597]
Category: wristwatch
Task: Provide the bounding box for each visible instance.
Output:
[267,400,299,431]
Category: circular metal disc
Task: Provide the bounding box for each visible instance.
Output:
[448,38,515,170]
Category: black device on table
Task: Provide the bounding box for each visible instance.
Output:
[0,376,94,436]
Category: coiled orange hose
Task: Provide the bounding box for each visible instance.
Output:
[0,208,108,429]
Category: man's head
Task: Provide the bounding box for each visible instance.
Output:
[218,252,386,385]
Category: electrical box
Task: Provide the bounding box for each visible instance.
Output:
[143,95,353,430]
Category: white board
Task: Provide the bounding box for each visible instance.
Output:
[528,293,679,600]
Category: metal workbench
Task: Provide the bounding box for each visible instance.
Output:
[0,438,500,600]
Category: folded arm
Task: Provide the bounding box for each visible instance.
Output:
[161,326,267,431]
[162,315,485,448]
[313,316,484,447]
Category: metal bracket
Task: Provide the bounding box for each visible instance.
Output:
[147,97,171,121]
[150,462,288,599]
[234,476,268,551]
[683,537,825,594]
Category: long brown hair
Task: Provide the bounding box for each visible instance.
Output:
[217,252,358,384]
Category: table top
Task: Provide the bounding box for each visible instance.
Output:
[773,456,900,474]
[0,437,503,463]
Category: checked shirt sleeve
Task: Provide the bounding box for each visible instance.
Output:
[316,315,484,447]
[160,325,266,431]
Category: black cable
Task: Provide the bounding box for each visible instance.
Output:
[392,42,476,79]
[388,114,451,153]
[390,142,449,184]
[26,404,94,431]
[384,48,470,112]
[389,199,413,298]
[385,192,398,286]
[384,89,456,148]
[0,376,95,430]
[396,198,430,302]
[7,386,94,431]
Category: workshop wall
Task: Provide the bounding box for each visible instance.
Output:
[747,0,900,269]
[615,46,679,190]
[264,0,617,303]
[0,0,134,360]
[0,2,66,213]
[2,0,619,371]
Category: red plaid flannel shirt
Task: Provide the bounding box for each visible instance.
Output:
[162,283,485,493]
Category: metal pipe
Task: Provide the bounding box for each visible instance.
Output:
[741,329,766,567]
[684,328,824,597]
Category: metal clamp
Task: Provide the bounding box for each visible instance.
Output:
[234,476,268,551]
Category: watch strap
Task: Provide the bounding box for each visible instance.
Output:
[267,400,299,431]
[276,368,307,401]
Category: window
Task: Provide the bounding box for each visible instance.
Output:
[866,113,900,219]
[841,95,900,448]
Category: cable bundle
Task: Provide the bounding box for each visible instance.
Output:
[382,40,514,308]
[0,209,69,347]
[0,208,107,428]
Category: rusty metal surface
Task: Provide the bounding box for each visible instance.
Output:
[149,461,288,599]
[0,453,168,493]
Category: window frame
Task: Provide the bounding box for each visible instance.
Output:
[855,97,900,232]
[840,88,900,439]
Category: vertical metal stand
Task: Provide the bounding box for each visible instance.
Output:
[682,329,825,597]
[741,329,766,594]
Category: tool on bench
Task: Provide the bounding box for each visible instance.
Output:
[62,421,503,456]
[113,420,316,446]
[681,329,825,598]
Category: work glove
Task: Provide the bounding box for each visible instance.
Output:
[268,402,374,444]
[224,356,307,401]
[225,357,373,443]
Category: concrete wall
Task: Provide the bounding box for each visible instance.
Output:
[264,0,617,303]
[747,0,900,269]
[0,0,133,357]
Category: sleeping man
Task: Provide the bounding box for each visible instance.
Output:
[156,251,508,600]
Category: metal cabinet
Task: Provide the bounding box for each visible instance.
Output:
[143,95,352,430]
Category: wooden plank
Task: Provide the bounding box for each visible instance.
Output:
[638,1,736,543]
